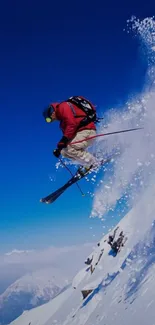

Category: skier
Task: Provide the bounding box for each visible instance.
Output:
[43,96,98,171]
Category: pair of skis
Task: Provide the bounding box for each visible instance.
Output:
[40,156,113,204]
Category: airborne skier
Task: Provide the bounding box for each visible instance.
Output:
[43,96,98,171]
[41,97,142,204]
[41,96,113,203]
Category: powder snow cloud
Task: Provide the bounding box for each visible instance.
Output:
[91,17,155,219]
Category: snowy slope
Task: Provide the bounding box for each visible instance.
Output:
[9,175,155,325]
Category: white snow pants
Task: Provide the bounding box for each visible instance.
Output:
[61,129,97,166]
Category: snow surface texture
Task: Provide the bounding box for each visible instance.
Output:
[9,17,155,325]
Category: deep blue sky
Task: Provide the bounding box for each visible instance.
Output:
[0,0,154,252]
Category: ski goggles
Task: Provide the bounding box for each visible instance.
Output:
[43,105,54,123]
[45,116,52,123]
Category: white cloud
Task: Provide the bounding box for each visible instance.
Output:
[0,243,94,294]
[5,249,34,256]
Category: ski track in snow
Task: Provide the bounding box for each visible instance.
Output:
[9,16,155,325]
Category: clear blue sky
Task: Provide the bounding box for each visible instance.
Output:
[0,0,153,252]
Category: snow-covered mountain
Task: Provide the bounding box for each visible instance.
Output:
[8,175,155,325]
[0,243,94,324]
[0,267,68,325]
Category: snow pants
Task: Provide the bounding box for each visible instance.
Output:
[61,129,97,166]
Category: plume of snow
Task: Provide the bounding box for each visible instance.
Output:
[91,17,155,218]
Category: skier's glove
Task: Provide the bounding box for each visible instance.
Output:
[53,149,61,158]
[57,136,69,150]
[53,136,69,158]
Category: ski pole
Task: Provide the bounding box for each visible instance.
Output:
[70,127,143,145]
[59,157,85,196]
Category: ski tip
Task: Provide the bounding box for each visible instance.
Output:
[40,198,50,204]
[40,198,48,203]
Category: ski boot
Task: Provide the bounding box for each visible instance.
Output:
[77,165,93,177]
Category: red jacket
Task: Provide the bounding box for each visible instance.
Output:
[51,100,96,140]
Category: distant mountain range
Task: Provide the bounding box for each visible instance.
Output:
[0,267,69,325]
